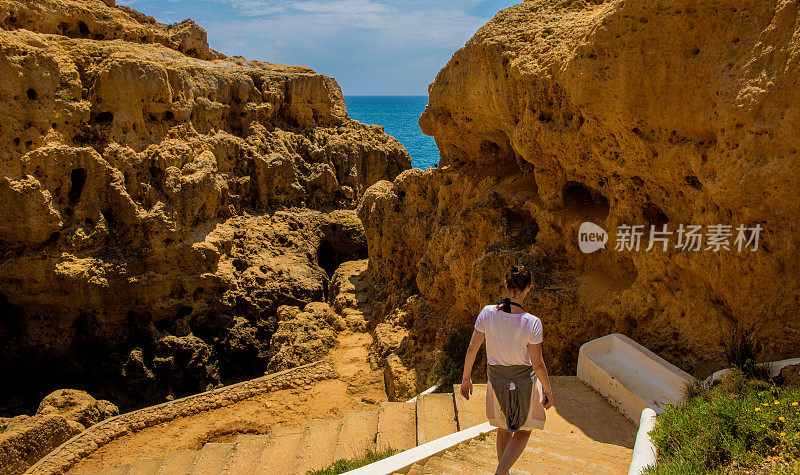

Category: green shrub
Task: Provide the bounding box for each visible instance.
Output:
[721,322,768,380]
[683,378,709,402]
[432,327,476,387]
[645,369,800,474]
[306,448,398,474]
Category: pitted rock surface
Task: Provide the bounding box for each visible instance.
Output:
[360,0,800,392]
[0,0,410,413]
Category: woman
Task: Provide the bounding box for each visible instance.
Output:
[460,265,554,475]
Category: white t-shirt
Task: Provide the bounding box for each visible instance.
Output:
[474,304,543,366]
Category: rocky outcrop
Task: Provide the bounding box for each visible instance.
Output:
[1,0,223,60]
[0,389,116,475]
[0,0,410,414]
[329,259,371,331]
[360,0,800,392]
[36,389,119,429]
[266,302,346,372]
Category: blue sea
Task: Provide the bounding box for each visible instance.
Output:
[345,96,440,170]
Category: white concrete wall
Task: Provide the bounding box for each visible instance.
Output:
[577,334,695,424]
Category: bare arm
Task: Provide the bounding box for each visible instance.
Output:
[528,343,554,409]
[459,329,485,400]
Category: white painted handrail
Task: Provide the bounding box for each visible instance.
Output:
[404,384,440,404]
[346,422,495,474]
[628,408,658,475]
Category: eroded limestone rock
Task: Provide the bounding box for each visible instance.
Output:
[36,389,119,429]
[360,0,800,393]
[0,0,409,413]
[1,389,116,475]
[266,302,346,372]
[0,414,82,475]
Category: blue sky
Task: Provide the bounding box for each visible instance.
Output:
[119,0,518,94]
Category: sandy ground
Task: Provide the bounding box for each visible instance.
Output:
[70,332,385,474]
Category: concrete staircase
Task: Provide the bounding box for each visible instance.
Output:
[397,430,633,474]
[80,378,634,475]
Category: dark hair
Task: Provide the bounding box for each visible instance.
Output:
[505,265,532,292]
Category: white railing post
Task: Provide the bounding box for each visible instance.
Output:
[628,408,658,475]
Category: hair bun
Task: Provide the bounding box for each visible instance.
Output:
[505,264,532,292]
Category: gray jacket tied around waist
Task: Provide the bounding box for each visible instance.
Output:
[487,364,534,432]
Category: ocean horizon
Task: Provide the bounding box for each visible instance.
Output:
[345,95,440,170]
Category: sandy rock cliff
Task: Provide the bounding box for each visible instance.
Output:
[0,389,117,474]
[360,0,800,394]
[0,0,410,413]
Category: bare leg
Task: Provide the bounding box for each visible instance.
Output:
[496,428,512,461]
[495,430,531,475]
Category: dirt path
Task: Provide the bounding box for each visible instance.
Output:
[70,331,385,474]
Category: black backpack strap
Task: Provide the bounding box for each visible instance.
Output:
[497,298,525,313]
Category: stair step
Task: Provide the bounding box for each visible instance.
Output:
[157,450,199,475]
[481,450,566,474]
[187,443,234,474]
[128,458,164,475]
[522,446,622,473]
[440,451,495,474]
[452,384,487,430]
[222,435,271,474]
[253,426,304,475]
[293,419,343,474]
[449,449,539,474]
[530,430,633,461]
[94,468,131,475]
[416,393,457,444]
[527,432,632,467]
[404,430,626,475]
[437,451,491,471]
[469,440,573,474]
[470,440,615,474]
[233,434,271,444]
[423,456,475,474]
[333,409,379,461]
[376,402,416,451]
[481,432,629,472]
[533,430,633,459]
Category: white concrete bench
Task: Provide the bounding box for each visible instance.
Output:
[577,334,695,424]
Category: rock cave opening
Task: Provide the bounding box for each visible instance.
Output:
[68,167,87,205]
[316,221,369,280]
[232,258,249,272]
[78,21,90,37]
[643,202,669,228]
[563,182,610,221]
[685,175,703,190]
[26,88,37,100]
[317,240,339,278]
[93,111,114,124]
[504,207,540,247]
